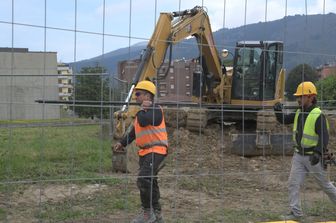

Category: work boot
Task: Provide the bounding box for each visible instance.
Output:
[154,210,164,223]
[131,208,156,223]
[280,211,302,221]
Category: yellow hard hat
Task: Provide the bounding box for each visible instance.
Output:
[293,81,317,96]
[135,80,156,96]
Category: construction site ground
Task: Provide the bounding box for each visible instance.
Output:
[1,122,336,223]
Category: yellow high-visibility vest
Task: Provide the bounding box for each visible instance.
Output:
[293,107,327,154]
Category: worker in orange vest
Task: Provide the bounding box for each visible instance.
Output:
[113,80,168,223]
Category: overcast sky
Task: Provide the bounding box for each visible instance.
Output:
[0,0,335,62]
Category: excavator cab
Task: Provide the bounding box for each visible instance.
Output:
[232,41,283,101]
[229,41,292,156]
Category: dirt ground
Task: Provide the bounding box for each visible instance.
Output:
[2,123,336,222]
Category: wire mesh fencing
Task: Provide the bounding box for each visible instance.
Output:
[1,0,336,222]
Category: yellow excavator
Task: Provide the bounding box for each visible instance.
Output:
[113,6,292,159]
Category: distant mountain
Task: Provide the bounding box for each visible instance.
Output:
[70,13,336,75]
[69,44,145,75]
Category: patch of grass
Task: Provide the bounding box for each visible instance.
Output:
[169,208,282,223]
[0,118,90,125]
[203,208,281,223]
[0,208,6,221]
[0,124,111,181]
[304,200,336,221]
[36,185,139,222]
[37,200,96,222]
[176,175,225,193]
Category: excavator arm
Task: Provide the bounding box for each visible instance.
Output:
[113,6,224,139]
[136,6,222,86]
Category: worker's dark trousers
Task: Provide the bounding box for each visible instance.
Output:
[137,152,165,211]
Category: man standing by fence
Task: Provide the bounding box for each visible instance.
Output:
[113,80,168,223]
[274,81,336,220]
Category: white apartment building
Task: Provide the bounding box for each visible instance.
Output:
[57,63,73,101]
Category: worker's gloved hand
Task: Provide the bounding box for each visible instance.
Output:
[323,149,334,160]
[113,142,125,153]
[310,152,321,166]
[273,102,283,111]
[322,150,335,168]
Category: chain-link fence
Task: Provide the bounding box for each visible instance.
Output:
[1,0,336,222]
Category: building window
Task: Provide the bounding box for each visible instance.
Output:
[170,84,174,89]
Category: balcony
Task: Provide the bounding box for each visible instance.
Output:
[58,75,72,80]
[58,83,73,88]
[59,92,72,97]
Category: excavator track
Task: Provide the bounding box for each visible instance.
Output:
[186,108,209,131]
[164,107,215,132]
[326,111,336,148]
[256,109,293,152]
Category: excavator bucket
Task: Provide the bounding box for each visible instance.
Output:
[230,109,294,156]
[112,150,128,173]
[231,133,293,156]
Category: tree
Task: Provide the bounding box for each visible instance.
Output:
[285,63,319,100]
[71,65,110,118]
[316,74,336,106]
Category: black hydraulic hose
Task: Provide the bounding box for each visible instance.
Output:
[172,6,201,17]
[131,46,154,85]
[160,42,173,80]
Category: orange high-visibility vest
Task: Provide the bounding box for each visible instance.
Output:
[134,107,168,156]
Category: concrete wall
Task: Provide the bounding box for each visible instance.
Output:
[0,50,60,120]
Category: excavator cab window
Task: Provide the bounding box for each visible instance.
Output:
[232,41,283,101]
[233,46,263,100]
[264,44,276,99]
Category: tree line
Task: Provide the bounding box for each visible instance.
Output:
[286,64,336,106]
[69,65,126,119]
